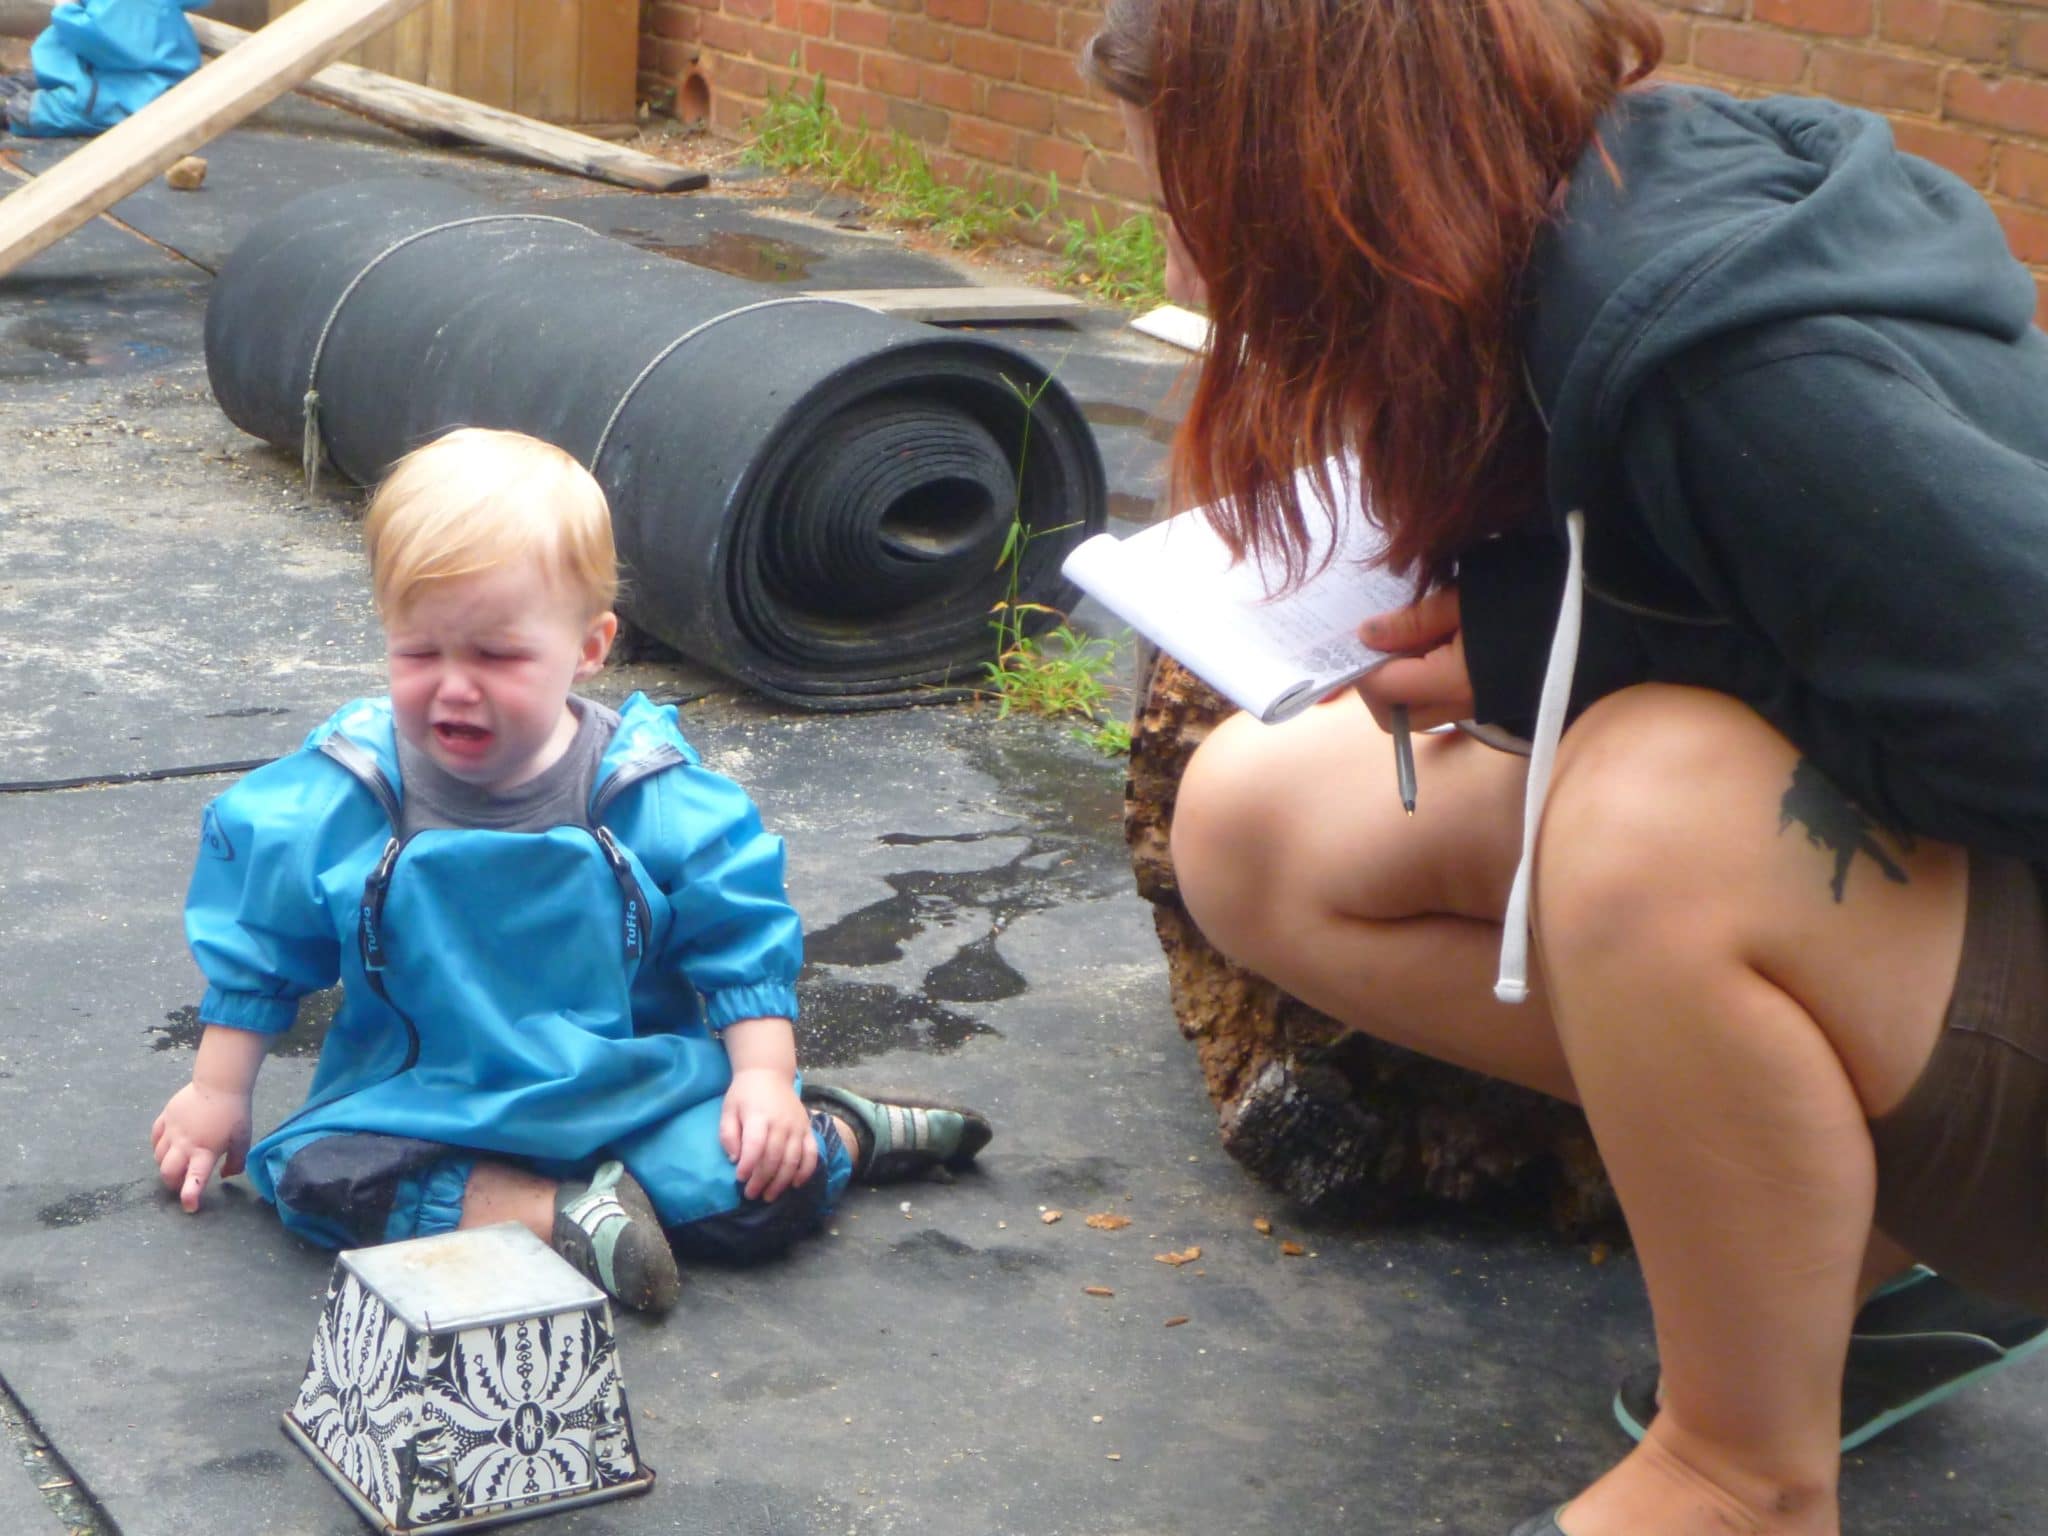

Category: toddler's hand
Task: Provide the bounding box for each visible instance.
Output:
[719,1068,818,1203]
[151,1082,252,1213]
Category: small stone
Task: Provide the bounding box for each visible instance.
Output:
[1041,1210,1063,1225]
[1252,1216,1273,1236]
[165,156,207,191]
[1105,1453,1121,1461]
[1085,1212,1131,1231]
[1083,1285,1114,1298]
[1280,1241,1306,1257]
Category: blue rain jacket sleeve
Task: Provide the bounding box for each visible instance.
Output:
[21,0,201,138]
[605,739,803,1032]
[185,750,385,1034]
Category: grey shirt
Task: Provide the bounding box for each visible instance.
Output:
[396,696,622,837]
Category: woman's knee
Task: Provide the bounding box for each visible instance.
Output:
[1535,686,1784,960]
[1170,710,1296,948]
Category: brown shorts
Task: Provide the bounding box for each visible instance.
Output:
[1870,850,2048,1313]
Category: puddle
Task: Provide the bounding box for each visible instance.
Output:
[37,1179,152,1229]
[1077,399,1179,446]
[0,292,194,381]
[793,970,995,1067]
[923,932,1027,1004]
[149,989,339,1058]
[646,229,817,282]
[877,829,1004,847]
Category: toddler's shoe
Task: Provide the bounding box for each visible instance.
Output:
[552,1160,681,1314]
[801,1084,992,1183]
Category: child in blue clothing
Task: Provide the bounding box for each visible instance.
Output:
[149,426,991,1311]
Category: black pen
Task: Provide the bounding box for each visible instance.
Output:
[1391,704,1417,816]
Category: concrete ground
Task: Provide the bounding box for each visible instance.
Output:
[2,99,2043,1536]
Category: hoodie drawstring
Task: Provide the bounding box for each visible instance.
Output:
[1493,509,1586,1005]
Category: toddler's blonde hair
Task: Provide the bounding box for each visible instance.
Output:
[364,428,618,618]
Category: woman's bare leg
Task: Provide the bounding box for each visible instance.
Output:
[1172,691,1570,1098]
[1171,686,1965,1534]
[1533,687,1962,1536]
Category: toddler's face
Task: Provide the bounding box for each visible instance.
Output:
[384,556,614,794]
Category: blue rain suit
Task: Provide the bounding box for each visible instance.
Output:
[185,692,841,1247]
[17,0,203,138]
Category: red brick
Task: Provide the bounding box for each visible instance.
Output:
[1947,68,2048,136]
[1018,44,1084,95]
[1938,2,2011,62]
[1054,95,1127,149]
[1659,0,1743,11]
[835,7,890,47]
[1024,134,1089,183]
[1879,0,1939,46]
[992,0,1060,44]
[1996,200,2048,262]
[890,16,953,62]
[656,37,695,76]
[712,94,752,133]
[1753,0,1873,35]
[826,83,889,127]
[1891,117,1997,184]
[1692,21,1812,81]
[1996,141,2048,204]
[718,56,770,97]
[953,31,1020,77]
[1058,7,1098,50]
[951,115,1020,163]
[698,14,750,53]
[2018,17,2048,72]
[746,21,799,64]
[929,0,990,23]
[867,0,921,11]
[728,0,774,20]
[1812,44,1941,110]
[916,63,979,110]
[863,51,921,97]
[799,1,833,37]
[1085,149,1154,201]
[888,98,950,142]
[804,39,861,82]
[985,83,1057,130]
[772,0,798,28]
[1656,10,1694,63]
[651,6,698,42]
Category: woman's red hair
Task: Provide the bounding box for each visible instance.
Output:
[1084,0,1661,584]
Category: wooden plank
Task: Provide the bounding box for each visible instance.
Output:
[1129,303,1211,354]
[512,0,577,123]
[424,0,457,93]
[806,286,1089,324]
[0,0,433,280]
[577,0,637,125]
[389,0,431,83]
[187,14,707,193]
[452,0,513,111]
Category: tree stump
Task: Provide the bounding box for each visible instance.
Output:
[1123,649,1617,1231]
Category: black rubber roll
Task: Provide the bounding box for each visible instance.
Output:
[203,178,1106,708]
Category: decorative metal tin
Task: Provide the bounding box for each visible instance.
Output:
[283,1222,655,1533]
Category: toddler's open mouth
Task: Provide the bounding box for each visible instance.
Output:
[433,721,493,754]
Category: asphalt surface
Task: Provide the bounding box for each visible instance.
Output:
[3,96,2043,1536]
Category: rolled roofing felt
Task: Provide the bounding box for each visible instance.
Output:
[203,177,1107,708]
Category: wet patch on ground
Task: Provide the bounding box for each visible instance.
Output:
[147,990,338,1059]
[36,1179,155,1230]
[645,229,817,282]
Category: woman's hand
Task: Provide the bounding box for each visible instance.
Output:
[720,1067,819,1203]
[1353,585,1474,731]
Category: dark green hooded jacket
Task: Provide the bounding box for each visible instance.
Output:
[1462,84,2048,858]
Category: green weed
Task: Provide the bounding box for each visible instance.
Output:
[745,75,1040,249]
[1055,205,1168,310]
[983,373,1131,756]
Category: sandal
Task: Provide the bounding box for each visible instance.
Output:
[800,1084,993,1183]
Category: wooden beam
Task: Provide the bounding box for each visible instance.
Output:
[0,0,433,279]
[805,286,1088,323]
[188,14,707,194]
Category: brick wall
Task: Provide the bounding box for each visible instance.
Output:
[640,0,1147,234]
[1647,0,2048,316]
[640,0,2048,312]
